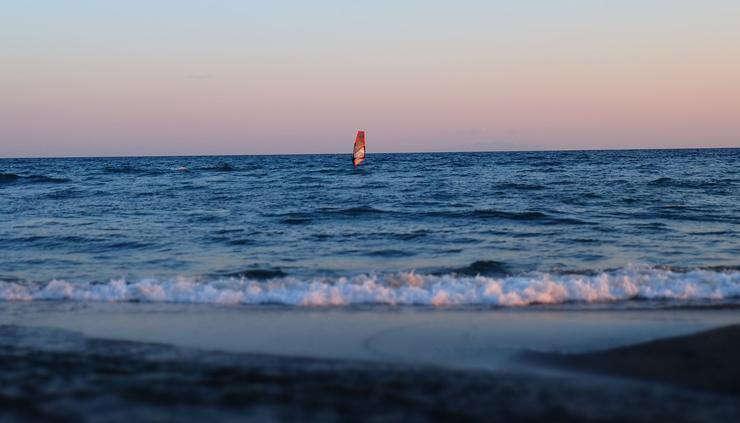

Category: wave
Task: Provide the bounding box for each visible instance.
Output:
[219,269,287,280]
[104,165,143,174]
[392,230,431,240]
[268,211,314,225]
[267,206,388,222]
[495,182,545,191]
[447,260,508,276]
[648,177,736,189]
[649,177,674,185]
[0,172,20,182]
[27,175,69,183]
[366,249,416,257]
[2,266,740,308]
[266,207,586,225]
[44,188,84,199]
[200,163,235,172]
[321,206,387,216]
[281,217,313,225]
[427,209,588,225]
[103,165,165,176]
[0,173,69,184]
[472,210,549,220]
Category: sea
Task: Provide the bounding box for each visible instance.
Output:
[1,148,739,308]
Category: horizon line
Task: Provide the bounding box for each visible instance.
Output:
[1,146,738,160]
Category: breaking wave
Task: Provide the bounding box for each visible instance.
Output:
[2,266,740,308]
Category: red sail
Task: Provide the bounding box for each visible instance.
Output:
[353,130,366,167]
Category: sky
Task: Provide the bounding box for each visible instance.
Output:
[1,0,739,157]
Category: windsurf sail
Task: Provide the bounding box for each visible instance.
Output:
[353,130,366,167]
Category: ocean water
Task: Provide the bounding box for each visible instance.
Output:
[1,149,739,307]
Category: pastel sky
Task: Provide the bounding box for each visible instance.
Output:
[1,1,739,157]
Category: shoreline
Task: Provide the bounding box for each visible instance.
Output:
[4,302,740,370]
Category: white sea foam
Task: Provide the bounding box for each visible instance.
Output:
[2,267,740,307]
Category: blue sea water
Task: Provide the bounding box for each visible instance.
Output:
[1,149,739,307]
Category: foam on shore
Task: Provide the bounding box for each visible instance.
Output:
[2,266,740,307]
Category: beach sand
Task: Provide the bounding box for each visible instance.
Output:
[521,324,740,396]
[1,303,739,422]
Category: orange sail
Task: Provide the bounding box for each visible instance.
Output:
[353,130,366,167]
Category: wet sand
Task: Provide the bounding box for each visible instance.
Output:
[2,303,740,421]
[2,324,740,422]
[522,324,740,396]
[4,302,740,370]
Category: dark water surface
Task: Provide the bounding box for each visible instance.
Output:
[2,149,739,306]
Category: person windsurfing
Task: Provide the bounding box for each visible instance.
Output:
[352,130,366,167]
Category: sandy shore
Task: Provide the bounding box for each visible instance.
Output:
[521,324,740,396]
[1,324,739,422]
[1,303,740,421]
[4,302,740,370]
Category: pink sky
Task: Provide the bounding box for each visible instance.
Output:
[1,1,739,156]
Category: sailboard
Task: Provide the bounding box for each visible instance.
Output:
[353,130,366,167]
